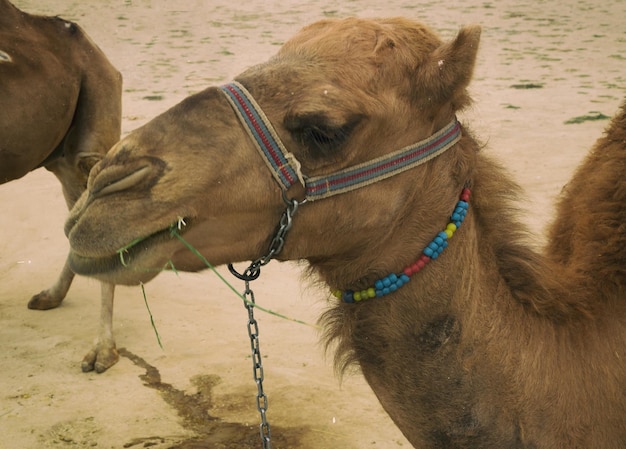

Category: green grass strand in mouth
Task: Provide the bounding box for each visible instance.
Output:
[141,282,164,349]
[116,218,186,267]
[169,228,320,329]
[114,219,320,329]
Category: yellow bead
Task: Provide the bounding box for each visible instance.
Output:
[445,223,457,238]
[354,291,362,301]
[332,290,342,299]
[367,287,376,298]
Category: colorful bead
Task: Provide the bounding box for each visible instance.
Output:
[338,187,471,303]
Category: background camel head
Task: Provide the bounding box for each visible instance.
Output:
[66,17,481,285]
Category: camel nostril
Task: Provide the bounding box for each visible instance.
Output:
[92,165,152,197]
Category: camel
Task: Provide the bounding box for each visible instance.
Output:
[64,16,626,448]
[1,0,121,372]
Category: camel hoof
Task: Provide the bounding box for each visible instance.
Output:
[27,291,64,310]
[81,346,119,373]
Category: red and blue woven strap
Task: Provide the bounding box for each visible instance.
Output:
[220,82,302,191]
[305,119,461,199]
[220,81,461,201]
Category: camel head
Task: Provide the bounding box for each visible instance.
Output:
[66,17,481,286]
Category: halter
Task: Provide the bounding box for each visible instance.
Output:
[219,81,462,201]
[218,80,466,449]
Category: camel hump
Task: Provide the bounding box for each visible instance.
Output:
[546,99,626,298]
[612,99,626,136]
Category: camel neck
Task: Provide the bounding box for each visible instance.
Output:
[333,186,471,303]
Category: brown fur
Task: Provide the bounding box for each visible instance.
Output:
[64,17,626,447]
[547,104,626,296]
[0,0,122,372]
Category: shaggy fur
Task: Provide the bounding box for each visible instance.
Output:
[547,104,626,296]
[63,17,626,447]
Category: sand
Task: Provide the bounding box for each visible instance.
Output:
[1,0,624,447]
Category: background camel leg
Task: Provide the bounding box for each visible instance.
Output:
[81,281,119,373]
[27,255,75,310]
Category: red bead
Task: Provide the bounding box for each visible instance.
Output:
[461,188,471,202]
[403,267,413,277]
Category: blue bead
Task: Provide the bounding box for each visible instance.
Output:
[424,247,433,257]
[389,273,398,283]
[434,236,444,246]
[438,231,448,240]
[451,213,461,221]
[383,277,391,287]
[389,284,397,292]
[343,291,354,303]
[400,274,410,283]
[375,280,384,290]
[442,241,448,249]
[432,251,439,259]
[376,290,384,297]
[428,242,439,251]
[383,287,390,295]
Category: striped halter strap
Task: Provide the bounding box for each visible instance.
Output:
[219,81,462,201]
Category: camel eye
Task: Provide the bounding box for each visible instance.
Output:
[299,124,349,155]
[285,113,360,158]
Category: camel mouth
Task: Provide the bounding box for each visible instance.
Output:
[68,216,193,284]
[116,215,191,264]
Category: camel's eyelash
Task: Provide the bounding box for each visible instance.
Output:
[298,124,351,156]
[285,113,361,158]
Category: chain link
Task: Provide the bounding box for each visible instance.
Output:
[228,195,301,449]
[244,283,272,448]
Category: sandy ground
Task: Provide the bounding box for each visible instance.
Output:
[1,0,624,448]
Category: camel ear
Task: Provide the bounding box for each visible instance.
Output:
[419,25,481,110]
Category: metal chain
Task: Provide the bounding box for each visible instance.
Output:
[243,281,271,448]
[228,195,301,449]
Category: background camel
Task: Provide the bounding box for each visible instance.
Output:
[0,0,121,371]
[64,16,626,448]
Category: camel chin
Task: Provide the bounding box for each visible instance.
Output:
[67,252,159,285]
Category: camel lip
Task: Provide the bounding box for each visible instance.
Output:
[68,216,194,282]
[115,215,192,262]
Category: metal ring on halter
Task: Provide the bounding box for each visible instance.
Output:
[227,193,301,282]
[282,188,307,207]
[228,262,261,281]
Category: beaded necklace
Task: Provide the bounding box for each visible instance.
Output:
[333,187,471,303]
